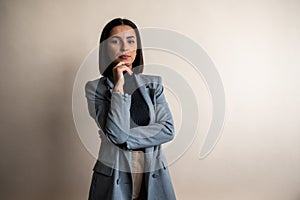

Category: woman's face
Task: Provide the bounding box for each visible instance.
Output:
[107,25,137,69]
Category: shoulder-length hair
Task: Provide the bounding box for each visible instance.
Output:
[98,18,144,77]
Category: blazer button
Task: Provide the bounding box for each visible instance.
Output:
[152,173,159,178]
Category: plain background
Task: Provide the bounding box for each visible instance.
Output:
[1,0,300,199]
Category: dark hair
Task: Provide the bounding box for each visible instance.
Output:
[98,18,144,77]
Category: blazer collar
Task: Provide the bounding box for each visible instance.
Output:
[105,73,147,91]
[106,76,114,90]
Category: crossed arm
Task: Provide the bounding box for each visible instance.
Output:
[85,77,174,150]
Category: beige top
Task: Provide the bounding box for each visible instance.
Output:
[131,150,145,199]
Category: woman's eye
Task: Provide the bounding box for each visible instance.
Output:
[128,40,135,44]
[110,39,120,44]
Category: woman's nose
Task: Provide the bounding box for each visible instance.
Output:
[120,41,129,52]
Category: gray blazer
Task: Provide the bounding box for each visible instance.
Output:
[85,73,176,200]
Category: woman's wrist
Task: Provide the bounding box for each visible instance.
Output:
[113,86,124,94]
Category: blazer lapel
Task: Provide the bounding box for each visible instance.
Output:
[105,76,114,92]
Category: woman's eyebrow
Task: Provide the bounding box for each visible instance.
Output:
[110,35,121,39]
[111,35,136,39]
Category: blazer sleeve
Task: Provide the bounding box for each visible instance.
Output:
[104,76,174,149]
[85,79,131,144]
[85,80,108,133]
[125,80,175,149]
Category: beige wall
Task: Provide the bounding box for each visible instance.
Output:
[1,0,300,199]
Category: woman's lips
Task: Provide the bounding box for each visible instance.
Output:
[119,55,130,59]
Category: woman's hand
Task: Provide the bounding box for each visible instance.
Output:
[112,61,133,94]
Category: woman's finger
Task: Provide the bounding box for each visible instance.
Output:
[113,62,132,75]
[114,61,126,68]
[122,66,133,75]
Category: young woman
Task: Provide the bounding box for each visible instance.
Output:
[85,18,176,200]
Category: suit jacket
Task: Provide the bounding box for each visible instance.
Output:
[85,73,176,200]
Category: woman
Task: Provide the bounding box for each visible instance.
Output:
[85,18,176,200]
